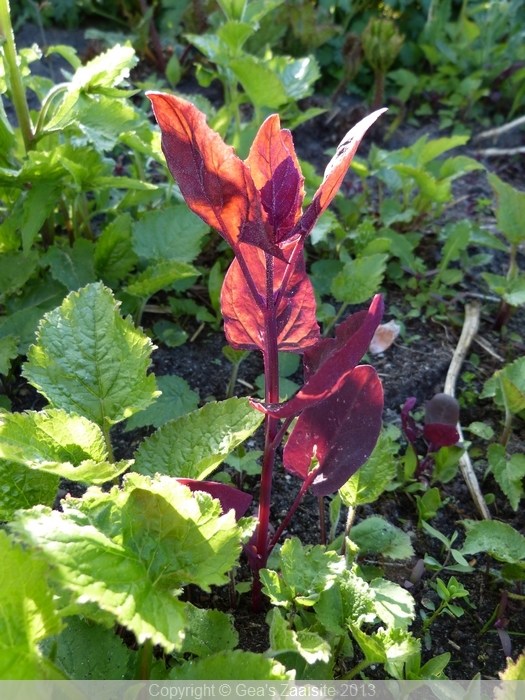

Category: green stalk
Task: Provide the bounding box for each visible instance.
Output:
[323,302,348,338]
[135,638,153,680]
[0,0,34,152]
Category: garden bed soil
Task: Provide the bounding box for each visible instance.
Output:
[6,22,525,681]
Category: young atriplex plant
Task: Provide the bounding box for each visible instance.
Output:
[147,92,386,606]
[401,393,460,479]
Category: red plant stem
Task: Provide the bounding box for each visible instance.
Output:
[268,467,319,554]
[252,254,280,611]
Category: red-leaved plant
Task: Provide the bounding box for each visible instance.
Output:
[147,92,386,608]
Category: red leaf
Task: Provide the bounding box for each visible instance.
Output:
[177,479,252,520]
[283,365,383,496]
[146,92,283,260]
[423,423,460,449]
[285,109,387,243]
[221,240,320,352]
[244,115,304,244]
[252,294,384,418]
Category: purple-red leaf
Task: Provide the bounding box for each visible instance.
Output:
[285,108,387,243]
[424,393,460,426]
[177,478,252,520]
[244,115,304,244]
[283,365,383,496]
[401,397,419,446]
[146,92,283,260]
[423,423,460,449]
[221,240,320,352]
[252,294,384,418]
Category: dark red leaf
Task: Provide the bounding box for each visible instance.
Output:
[177,478,252,520]
[146,92,283,260]
[401,397,419,446]
[424,393,460,426]
[283,109,387,244]
[283,365,383,496]
[252,294,384,418]
[423,423,460,449]
[221,240,320,352]
[244,115,304,244]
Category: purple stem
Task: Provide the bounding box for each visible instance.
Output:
[252,254,280,611]
[268,468,319,554]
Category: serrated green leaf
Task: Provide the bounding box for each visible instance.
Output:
[488,172,525,245]
[217,20,254,51]
[125,375,199,431]
[461,520,525,564]
[489,443,525,511]
[271,537,346,608]
[132,206,209,263]
[12,474,247,652]
[181,604,238,658]
[72,43,138,92]
[133,397,263,480]
[169,649,293,680]
[0,459,59,521]
[350,516,414,560]
[331,254,387,305]
[0,530,64,680]
[37,459,132,486]
[0,408,107,468]
[349,624,419,674]
[500,652,525,680]
[369,578,415,630]
[40,616,134,680]
[0,334,18,375]
[339,431,396,507]
[0,251,39,300]
[314,568,376,636]
[0,307,46,355]
[94,214,138,285]
[267,608,331,664]
[21,181,61,251]
[41,239,96,291]
[260,569,294,608]
[24,283,159,428]
[125,261,198,297]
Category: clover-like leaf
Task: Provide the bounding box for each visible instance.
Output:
[24,283,159,428]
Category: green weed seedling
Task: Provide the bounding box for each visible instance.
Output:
[420,576,472,649]
[422,521,474,575]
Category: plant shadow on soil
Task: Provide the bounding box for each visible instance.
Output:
[7,23,525,680]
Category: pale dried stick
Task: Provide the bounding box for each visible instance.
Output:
[444,302,491,520]
[474,115,525,141]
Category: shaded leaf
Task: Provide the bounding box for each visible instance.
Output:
[169,650,293,680]
[461,520,525,564]
[284,366,383,496]
[125,375,199,431]
[0,459,58,521]
[350,516,414,559]
[132,206,209,263]
[41,239,96,291]
[180,605,238,658]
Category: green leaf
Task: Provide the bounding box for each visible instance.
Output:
[180,604,238,658]
[41,239,96,292]
[153,321,189,348]
[125,261,198,298]
[94,214,138,286]
[0,459,59,521]
[439,220,471,270]
[488,443,525,512]
[331,254,387,305]
[36,459,132,486]
[0,334,18,375]
[349,624,419,674]
[0,408,107,468]
[24,283,159,428]
[466,422,494,440]
[461,520,525,565]
[350,516,414,560]
[266,607,331,664]
[500,652,525,680]
[267,55,320,101]
[133,397,263,480]
[0,530,64,680]
[217,21,254,52]
[263,537,346,608]
[72,43,137,91]
[125,375,200,431]
[483,272,525,306]
[310,210,339,245]
[169,649,293,680]
[229,56,289,108]
[369,578,415,630]
[132,207,209,263]
[339,431,396,507]
[488,171,525,245]
[314,568,376,636]
[419,135,469,164]
[482,357,525,414]
[40,616,134,680]
[21,181,61,251]
[12,474,247,652]
[0,251,39,301]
